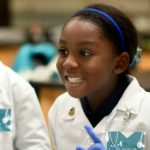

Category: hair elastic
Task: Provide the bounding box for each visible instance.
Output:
[129,47,142,67]
[76,8,126,51]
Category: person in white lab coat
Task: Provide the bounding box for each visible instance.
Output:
[0,62,51,149]
[48,3,149,150]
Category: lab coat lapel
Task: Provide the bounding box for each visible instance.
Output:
[62,97,91,127]
[94,76,145,134]
[116,76,145,115]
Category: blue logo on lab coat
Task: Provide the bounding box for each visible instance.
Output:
[107,131,145,150]
[0,109,11,131]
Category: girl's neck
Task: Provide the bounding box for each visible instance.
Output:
[87,76,120,113]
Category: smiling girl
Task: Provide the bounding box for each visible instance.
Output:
[48,3,149,150]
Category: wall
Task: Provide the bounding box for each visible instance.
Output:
[10,0,150,33]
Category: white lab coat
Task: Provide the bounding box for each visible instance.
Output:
[48,75,150,150]
[0,62,51,150]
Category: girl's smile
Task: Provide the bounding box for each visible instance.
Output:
[64,75,85,87]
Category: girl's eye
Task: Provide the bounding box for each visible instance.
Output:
[58,48,68,56]
[80,50,92,56]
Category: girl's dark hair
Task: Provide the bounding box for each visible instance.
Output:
[65,3,138,65]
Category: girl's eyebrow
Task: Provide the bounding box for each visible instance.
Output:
[59,39,66,44]
[77,41,97,46]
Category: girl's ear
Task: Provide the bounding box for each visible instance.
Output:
[113,52,130,74]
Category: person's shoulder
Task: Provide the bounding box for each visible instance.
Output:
[54,92,77,106]
[0,61,33,90]
[128,75,150,100]
[137,91,150,124]
[49,92,78,114]
[141,90,150,102]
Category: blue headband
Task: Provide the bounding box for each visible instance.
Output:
[76,8,126,51]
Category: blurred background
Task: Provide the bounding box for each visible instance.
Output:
[0,0,150,122]
[0,0,150,47]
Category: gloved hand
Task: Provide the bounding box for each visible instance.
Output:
[76,124,106,150]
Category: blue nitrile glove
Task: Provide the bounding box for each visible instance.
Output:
[76,124,106,150]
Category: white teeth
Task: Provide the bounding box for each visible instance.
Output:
[68,77,83,83]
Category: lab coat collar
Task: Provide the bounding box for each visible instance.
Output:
[61,94,90,128]
[61,75,144,124]
[116,75,145,115]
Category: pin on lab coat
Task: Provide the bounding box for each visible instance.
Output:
[48,75,150,150]
[0,62,51,150]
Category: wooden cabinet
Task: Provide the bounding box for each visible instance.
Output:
[0,45,19,66]
[30,82,65,122]
[37,83,65,123]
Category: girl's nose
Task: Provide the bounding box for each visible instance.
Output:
[63,55,79,69]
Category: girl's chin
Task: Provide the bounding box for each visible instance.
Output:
[64,81,86,98]
[67,91,84,99]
